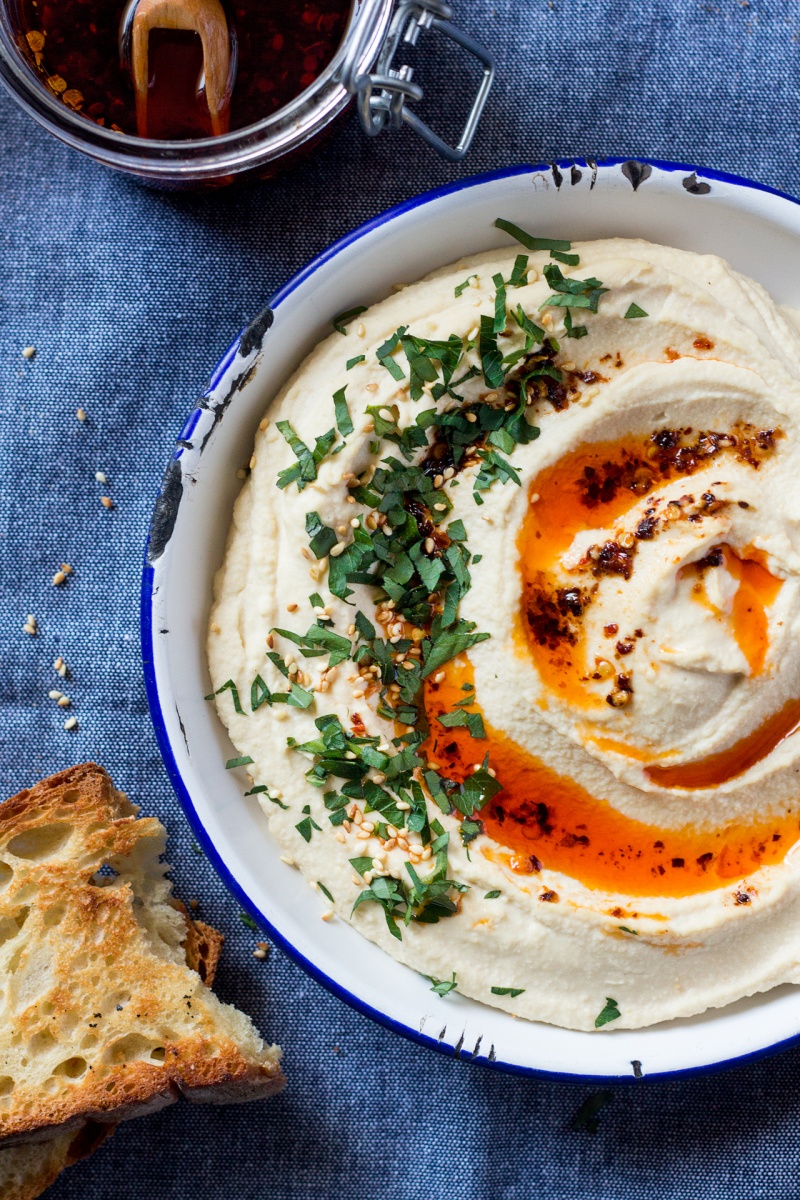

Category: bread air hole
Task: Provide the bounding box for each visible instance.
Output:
[6,823,73,861]
[0,907,29,947]
[52,1057,88,1079]
[0,1077,14,1096]
[0,862,13,891]
[102,1033,166,1065]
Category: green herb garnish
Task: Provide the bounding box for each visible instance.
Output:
[205,678,244,715]
[333,386,354,437]
[332,305,367,335]
[427,971,458,997]
[494,218,571,253]
[454,274,478,297]
[491,986,525,997]
[624,302,648,319]
[594,997,621,1028]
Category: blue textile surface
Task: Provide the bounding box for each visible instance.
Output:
[1,1,800,1196]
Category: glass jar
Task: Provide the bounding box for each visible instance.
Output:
[0,0,494,187]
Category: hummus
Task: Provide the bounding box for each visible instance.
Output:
[209,229,800,1031]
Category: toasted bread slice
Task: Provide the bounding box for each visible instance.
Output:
[0,1121,113,1200]
[0,906,228,1199]
[0,763,284,1148]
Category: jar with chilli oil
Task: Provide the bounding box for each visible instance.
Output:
[15,0,350,139]
[0,0,494,186]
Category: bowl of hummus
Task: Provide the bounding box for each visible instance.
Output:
[143,159,800,1080]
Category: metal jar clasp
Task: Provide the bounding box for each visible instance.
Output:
[343,0,494,162]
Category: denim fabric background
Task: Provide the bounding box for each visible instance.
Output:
[1,1,799,1196]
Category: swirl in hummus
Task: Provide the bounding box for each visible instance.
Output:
[209,225,800,1030]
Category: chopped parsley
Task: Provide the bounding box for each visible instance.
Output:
[346,354,366,369]
[239,912,259,931]
[205,678,244,715]
[507,253,529,287]
[491,986,525,997]
[427,971,458,997]
[484,890,501,899]
[437,708,486,738]
[492,273,507,334]
[594,997,621,1028]
[454,274,477,297]
[276,421,336,491]
[541,262,608,314]
[624,302,648,319]
[296,804,322,843]
[316,881,334,903]
[333,387,354,437]
[376,331,406,381]
[225,755,253,770]
[479,314,504,388]
[494,218,571,253]
[332,305,367,335]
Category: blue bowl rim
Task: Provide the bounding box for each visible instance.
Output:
[141,155,800,1085]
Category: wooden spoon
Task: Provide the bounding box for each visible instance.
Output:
[121,0,233,138]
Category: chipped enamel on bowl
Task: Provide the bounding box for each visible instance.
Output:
[142,159,800,1082]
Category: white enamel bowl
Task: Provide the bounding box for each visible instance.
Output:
[142,159,800,1082]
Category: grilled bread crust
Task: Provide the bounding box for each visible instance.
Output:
[0,763,284,1152]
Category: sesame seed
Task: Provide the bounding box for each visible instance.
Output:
[378,408,394,421]
[249,455,257,469]
[443,467,455,480]
[433,671,446,683]
[366,382,379,393]
[351,874,362,886]
[57,663,68,677]
[286,602,298,612]
[53,657,64,671]
[401,660,415,671]
[356,323,366,337]
[280,855,296,867]
[63,716,78,731]
[253,947,267,959]
[433,474,444,488]
[362,421,375,434]
[259,417,269,431]
[356,830,371,840]
[344,750,357,760]
[465,412,477,423]
[321,910,334,922]
[52,571,66,586]
[48,690,62,700]
[95,471,107,484]
[396,800,411,811]
[433,503,447,512]
[329,542,346,557]
[424,537,435,554]
[22,345,36,359]
[57,696,71,708]
[76,407,87,422]
[100,496,114,509]
[349,517,360,528]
